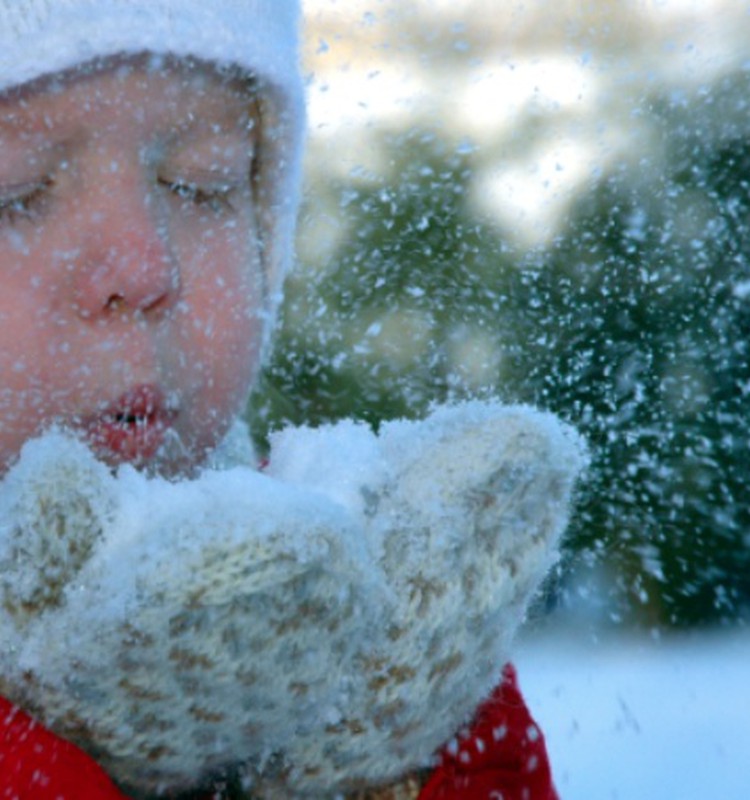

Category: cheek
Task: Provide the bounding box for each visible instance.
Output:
[0,255,61,455]
[0,243,50,368]
[201,283,262,395]
[175,228,265,423]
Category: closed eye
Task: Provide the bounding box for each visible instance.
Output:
[158,177,237,214]
[0,177,54,224]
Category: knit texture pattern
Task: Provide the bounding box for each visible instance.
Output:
[0,402,586,797]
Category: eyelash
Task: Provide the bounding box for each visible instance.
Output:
[158,178,238,214]
[0,174,239,226]
[0,178,54,224]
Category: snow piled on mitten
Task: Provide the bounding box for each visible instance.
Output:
[0,401,586,797]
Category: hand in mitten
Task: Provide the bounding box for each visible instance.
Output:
[0,402,585,798]
[260,402,586,794]
[0,430,378,795]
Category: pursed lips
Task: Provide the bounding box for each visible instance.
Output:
[81,384,178,463]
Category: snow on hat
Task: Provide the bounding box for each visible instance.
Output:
[0,0,305,339]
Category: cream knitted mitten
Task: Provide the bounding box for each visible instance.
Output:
[0,401,586,797]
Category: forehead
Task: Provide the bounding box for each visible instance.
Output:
[0,55,257,139]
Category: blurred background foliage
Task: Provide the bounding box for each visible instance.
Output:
[248,1,750,630]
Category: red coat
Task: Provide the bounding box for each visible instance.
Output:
[0,665,557,799]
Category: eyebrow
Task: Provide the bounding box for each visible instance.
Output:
[0,103,74,142]
[0,133,65,174]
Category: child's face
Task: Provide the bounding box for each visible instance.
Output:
[0,57,263,476]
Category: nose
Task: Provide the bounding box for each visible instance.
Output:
[72,167,180,320]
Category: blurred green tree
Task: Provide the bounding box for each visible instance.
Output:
[249,73,750,629]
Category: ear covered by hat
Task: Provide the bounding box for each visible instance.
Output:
[0,0,306,344]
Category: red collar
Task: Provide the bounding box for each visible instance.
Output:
[0,695,126,798]
[419,665,558,800]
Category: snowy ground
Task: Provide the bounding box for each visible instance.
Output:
[515,629,750,799]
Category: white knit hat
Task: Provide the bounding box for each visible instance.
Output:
[0,0,305,335]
